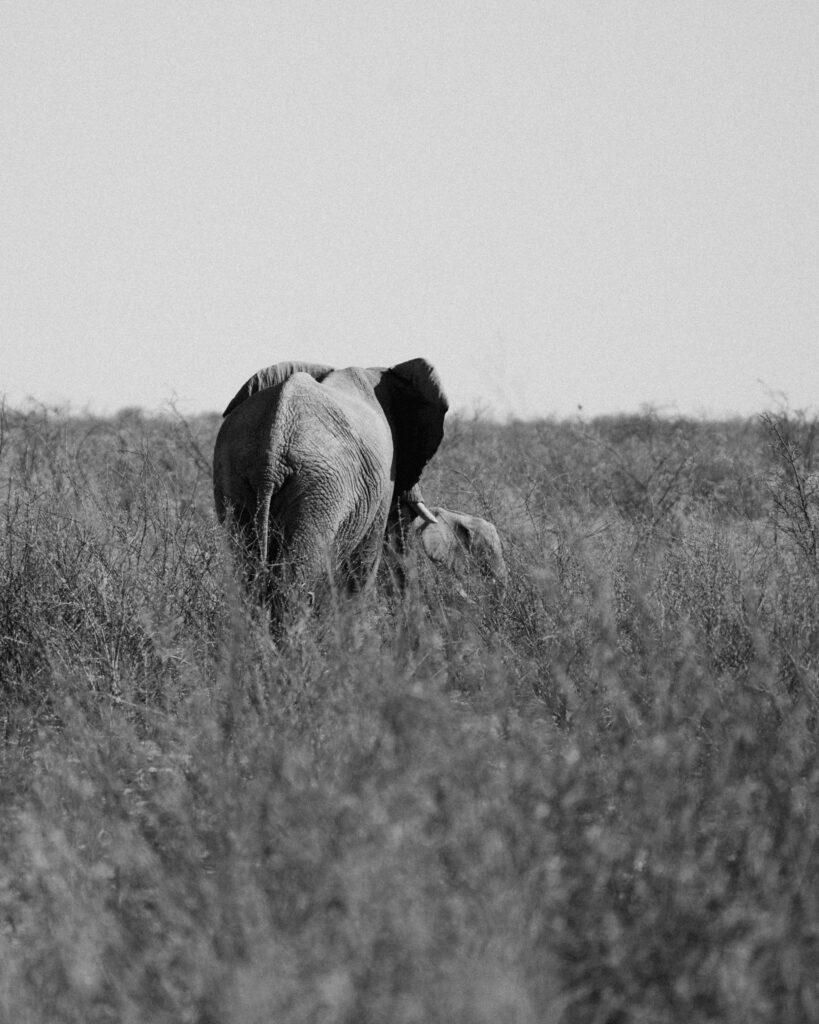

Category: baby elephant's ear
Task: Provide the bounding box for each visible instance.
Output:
[376,358,449,494]
[222,361,334,417]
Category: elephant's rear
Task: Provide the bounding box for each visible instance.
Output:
[273,371,394,586]
[214,369,389,575]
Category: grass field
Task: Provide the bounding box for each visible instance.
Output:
[1,401,818,1023]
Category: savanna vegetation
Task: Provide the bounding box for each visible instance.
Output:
[1,399,818,1023]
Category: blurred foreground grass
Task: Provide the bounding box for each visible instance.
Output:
[1,403,818,1023]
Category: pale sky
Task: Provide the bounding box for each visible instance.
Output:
[2,2,818,419]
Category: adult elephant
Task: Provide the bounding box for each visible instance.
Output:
[387,502,508,591]
[213,358,448,617]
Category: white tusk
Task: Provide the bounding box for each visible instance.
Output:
[409,499,438,525]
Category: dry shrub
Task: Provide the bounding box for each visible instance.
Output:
[0,405,817,1023]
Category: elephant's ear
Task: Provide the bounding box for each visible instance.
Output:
[376,358,449,493]
[222,361,335,417]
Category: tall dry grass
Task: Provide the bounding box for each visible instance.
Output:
[1,402,817,1023]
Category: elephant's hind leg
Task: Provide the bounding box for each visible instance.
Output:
[339,511,389,595]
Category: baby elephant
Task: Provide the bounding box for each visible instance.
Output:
[389,503,508,591]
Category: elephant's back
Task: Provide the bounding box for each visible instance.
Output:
[285,370,392,476]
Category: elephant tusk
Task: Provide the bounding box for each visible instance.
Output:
[409,499,438,525]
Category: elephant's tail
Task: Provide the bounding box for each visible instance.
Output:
[255,463,294,567]
[254,491,273,564]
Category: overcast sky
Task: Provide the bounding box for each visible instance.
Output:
[2,2,818,419]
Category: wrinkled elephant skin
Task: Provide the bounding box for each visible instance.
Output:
[213,358,448,619]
